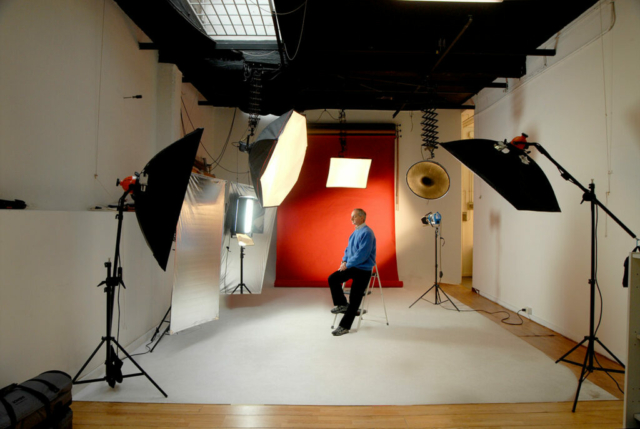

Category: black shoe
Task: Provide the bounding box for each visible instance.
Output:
[332,326,349,336]
[331,305,349,314]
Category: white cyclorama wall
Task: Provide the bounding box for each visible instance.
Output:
[0,1,175,385]
[472,0,640,362]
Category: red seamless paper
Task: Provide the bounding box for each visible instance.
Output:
[275,134,402,287]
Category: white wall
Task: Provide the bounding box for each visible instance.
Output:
[472,0,640,362]
[0,0,175,386]
[0,211,173,387]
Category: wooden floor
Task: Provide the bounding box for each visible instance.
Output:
[71,283,626,428]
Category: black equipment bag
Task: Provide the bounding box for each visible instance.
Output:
[0,371,72,429]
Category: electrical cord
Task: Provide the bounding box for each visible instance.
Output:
[246,0,304,16]
[181,100,249,175]
[274,0,306,16]
[593,352,624,394]
[282,0,308,61]
[594,205,604,337]
[440,303,525,326]
[121,330,167,362]
[311,108,339,123]
[241,50,277,57]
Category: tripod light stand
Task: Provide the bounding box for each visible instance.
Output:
[73,128,202,396]
[72,190,167,397]
[441,135,637,412]
[410,213,459,311]
[230,237,253,294]
[229,196,257,294]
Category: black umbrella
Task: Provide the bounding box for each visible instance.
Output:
[440,139,560,212]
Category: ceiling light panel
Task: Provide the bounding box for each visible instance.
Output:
[187,0,276,40]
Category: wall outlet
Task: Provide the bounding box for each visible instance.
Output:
[525,307,533,315]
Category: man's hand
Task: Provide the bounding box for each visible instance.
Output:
[339,261,347,271]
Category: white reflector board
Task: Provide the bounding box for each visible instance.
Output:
[326,158,372,188]
[260,111,307,207]
[171,175,225,334]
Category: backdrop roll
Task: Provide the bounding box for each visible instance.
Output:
[275,134,402,287]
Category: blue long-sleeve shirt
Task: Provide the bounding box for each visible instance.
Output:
[343,224,376,271]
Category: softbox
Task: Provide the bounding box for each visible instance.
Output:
[247,110,307,208]
[441,139,560,212]
[133,128,203,270]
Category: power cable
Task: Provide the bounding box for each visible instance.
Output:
[440,303,525,326]
[281,0,308,61]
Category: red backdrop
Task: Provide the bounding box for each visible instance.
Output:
[275,134,403,287]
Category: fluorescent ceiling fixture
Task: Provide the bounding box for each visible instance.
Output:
[326,158,372,188]
[186,0,276,41]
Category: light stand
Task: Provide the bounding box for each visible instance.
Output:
[230,245,252,294]
[522,141,636,412]
[410,215,459,311]
[73,190,167,397]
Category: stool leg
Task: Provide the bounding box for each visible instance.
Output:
[331,282,347,329]
[376,268,390,326]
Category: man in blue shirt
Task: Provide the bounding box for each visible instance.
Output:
[329,208,376,336]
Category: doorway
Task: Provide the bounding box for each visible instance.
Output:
[460,110,474,288]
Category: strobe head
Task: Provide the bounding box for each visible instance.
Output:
[421,211,442,226]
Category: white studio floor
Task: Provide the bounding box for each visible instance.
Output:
[73,283,615,406]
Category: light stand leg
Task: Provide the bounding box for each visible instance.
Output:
[110,337,167,397]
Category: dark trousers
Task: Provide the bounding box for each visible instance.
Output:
[328,267,372,329]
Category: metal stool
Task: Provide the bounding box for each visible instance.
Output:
[331,264,389,332]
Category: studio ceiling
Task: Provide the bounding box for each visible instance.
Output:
[115,0,598,116]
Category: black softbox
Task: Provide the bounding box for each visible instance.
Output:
[441,139,561,212]
[133,128,202,270]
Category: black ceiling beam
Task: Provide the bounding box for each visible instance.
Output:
[457,49,556,57]
[213,41,279,50]
[298,101,475,111]
[335,75,508,89]
[312,49,556,57]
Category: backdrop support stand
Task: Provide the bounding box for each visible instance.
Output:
[72,190,168,398]
[409,225,459,311]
